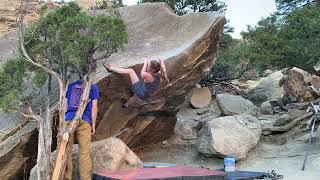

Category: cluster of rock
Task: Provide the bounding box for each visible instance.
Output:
[191,93,262,160]
[255,68,320,134]
[176,67,320,161]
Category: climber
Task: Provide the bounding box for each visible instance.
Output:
[104,58,169,107]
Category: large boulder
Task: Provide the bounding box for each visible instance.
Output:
[94,3,225,148]
[1,2,226,178]
[190,87,212,109]
[90,137,143,172]
[29,137,143,180]
[197,115,261,160]
[254,71,284,101]
[293,67,320,90]
[279,68,307,103]
[216,94,259,116]
[0,32,19,66]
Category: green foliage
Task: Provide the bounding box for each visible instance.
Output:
[241,4,320,75]
[275,0,319,13]
[241,15,285,73]
[95,0,123,16]
[138,0,226,15]
[32,70,47,88]
[1,90,19,111]
[25,2,127,79]
[0,3,127,111]
[0,57,44,111]
[0,58,27,96]
[38,3,49,16]
[209,36,250,81]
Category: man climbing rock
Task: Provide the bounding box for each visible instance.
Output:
[65,79,99,180]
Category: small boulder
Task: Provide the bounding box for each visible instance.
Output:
[260,101,273,115]
[274,114,292,126]
[174,115,199,140]
[190,87,212,109]
[196,115,261,160]
[216,94,259,116]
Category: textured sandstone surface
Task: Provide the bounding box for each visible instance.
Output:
[93,3,225,148]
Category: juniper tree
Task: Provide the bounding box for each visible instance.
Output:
[17,1,127,179]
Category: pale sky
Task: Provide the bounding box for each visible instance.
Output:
[55,0,277,39]
[224,0,276,38]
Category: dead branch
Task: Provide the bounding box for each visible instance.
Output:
[17,1,67,146]
[19,106,43,123]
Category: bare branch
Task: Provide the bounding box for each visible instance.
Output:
[19,113,38,122]
[17,4,62,81]
[19,106,43,123]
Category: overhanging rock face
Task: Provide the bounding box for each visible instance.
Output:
[93,3,225,149]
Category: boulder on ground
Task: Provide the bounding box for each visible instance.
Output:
[196,115,261,160]
[174,115,199,140]
[254,71,284,101]
[190,87,212,109]
[94,3,225,148]
[216,94,259,116]
[279,68,307,103]
[260,101,273,115]
[274,114,292,126]
[30,137,143,180]
[90,137,143,172]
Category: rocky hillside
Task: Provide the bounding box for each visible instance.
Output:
[0,0,40,36]
[76,0,105,9]
[0,0,109,37]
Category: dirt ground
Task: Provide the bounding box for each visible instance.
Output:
[135,100,320,180]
